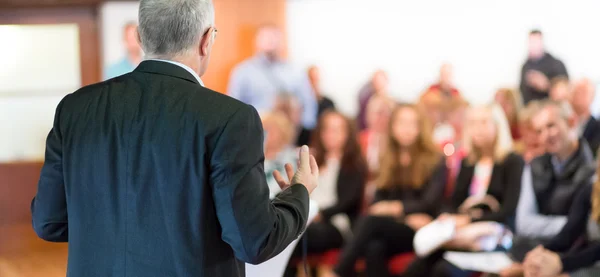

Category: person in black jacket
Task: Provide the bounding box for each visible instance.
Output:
[332,103,448,277]
[499,100,595,277]
[520,29,569,104]
[404,104,524,277]
[522,149,600,277]
[284,110,368,277]
[30,1,318,276]
[523,180,600,277]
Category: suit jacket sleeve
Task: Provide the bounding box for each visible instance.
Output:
[320,168,366,221]
[209,104,310,265]
[473,154,524,223]
[31,96,69,242]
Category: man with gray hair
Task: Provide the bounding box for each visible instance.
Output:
[499,100,595,276]
[31,1,318,276]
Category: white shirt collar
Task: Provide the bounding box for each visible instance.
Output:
[147,59,204,86]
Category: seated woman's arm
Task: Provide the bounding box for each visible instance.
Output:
[401,158,448,216]
[473,153,525,223]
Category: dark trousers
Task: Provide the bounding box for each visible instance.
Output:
[284,221,344,277]
[333,215,415,277]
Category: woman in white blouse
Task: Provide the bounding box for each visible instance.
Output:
[284,110,368,277]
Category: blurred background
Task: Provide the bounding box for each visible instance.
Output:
[1,0,600,276]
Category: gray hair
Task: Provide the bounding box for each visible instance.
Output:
[138,0,214,58]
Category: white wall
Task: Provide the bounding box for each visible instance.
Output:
[287,0,600,116]
[0,24,80,162]
[100,1,140,69]
[0,25,80,97]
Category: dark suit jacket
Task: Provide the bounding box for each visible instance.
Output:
[583,116,600,156]
[450,152,524,225]
[31,60,310,277]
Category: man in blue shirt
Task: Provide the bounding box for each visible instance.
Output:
[228,25,317,129]
[104,22,143,80]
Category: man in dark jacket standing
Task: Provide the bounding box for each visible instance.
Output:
[520,30,569,105]
[30,0,319,276]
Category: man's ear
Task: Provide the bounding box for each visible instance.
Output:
[199,27,213,56]
[136,28,142,46]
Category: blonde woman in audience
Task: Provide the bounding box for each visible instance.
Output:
[331,103,447,277]
[285,111,368,277]
[495,88,523,140]
[261,112,298,198]
[522,152,600,277]
[404,104,524,277]
[514,101,545,163]
[359,95,395,176]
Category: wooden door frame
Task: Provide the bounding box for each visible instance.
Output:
[0,6,101,86]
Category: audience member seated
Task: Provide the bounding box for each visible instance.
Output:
[522,159,600,277]
[514,101,546,163]
[331,103,448,277]
[274,93,312,147]
[570,78,600,156]
[495,88,523,140]
[284,111,368,277]
[500,100,596,277]
[261,112,298,198]
[421,63,462,101]
[308,65,336,117]
[403,104,524,277]
[359,95,396,176]
[357,70,389,130]
[549,76,570,102]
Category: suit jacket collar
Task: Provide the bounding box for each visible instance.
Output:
[134,60,201,85]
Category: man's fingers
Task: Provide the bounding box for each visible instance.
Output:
[273,170,288,189]
[309,155,319,176]
[298,145,310,171]
[284,163,294,183]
